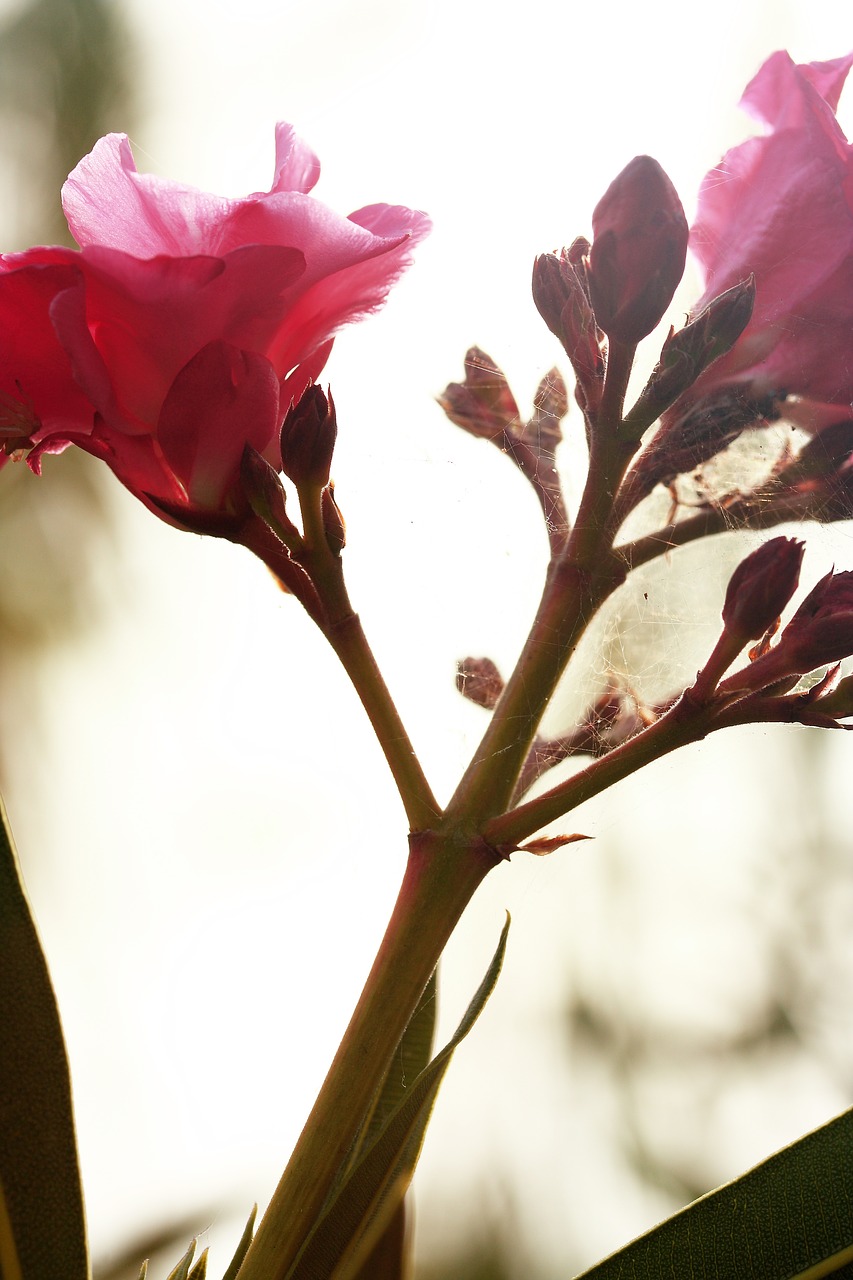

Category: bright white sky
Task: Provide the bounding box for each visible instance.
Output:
[6,0,853,1274]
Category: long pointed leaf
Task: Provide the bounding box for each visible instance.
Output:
[288,915,510,1280]
[574,1107,853,1280]
[324,968,437,1279]
[342,969,438,1180]
[0,796,88,1280]
[164,1240,197,1280]
[221,1206,256,1280]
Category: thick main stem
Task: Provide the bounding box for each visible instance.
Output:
[237,829,500,1280]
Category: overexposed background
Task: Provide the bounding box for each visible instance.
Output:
[1,0,853,1275]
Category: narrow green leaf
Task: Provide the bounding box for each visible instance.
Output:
[187,1245,209,1280]
[574,1107,853,1280]
[221,1206,256,1280]
[165,1240,197,1280]
[137,1263,149,1280]
[341,968,438,1183]
[345,1197,407,1280]
[0,796,88,1280]
[317,967,436,1278]
[287,914,510,1280]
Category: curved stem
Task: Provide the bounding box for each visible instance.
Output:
[321,605,442,830]
[237,828,501,1280]
[243,512,440,832]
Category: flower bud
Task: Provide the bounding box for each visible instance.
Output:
[587,156,688,345]
[624,278,756,437]
[456,656,505,709]
[532,246,604,413]
[722,536,804,642]
[626,388,773,505]
[774,569,853,671]
[240,443,301,547]
[721,567,853,697]
[437,348,519,441]
[280,384,337,488]
[808,671,853,721]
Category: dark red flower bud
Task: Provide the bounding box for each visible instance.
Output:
[280,384,337,488]
[532,247,604,413]
[624,277,756,437]
[774,569,853,671]
[722,536,805,642]
[587,156,688,345]
[721,567,853,697]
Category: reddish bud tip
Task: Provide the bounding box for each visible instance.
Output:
[280,384,337,488]
[722,536,805,642]
[587,156,688,345]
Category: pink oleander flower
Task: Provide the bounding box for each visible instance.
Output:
[0,125,430,532]
[687,50,853,407]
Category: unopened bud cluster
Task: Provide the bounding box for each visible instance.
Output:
[531,153,758,462]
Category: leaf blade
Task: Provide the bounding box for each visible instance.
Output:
[0,796,89,1280]
[287,915,510,1280]
[574,1107,853,1280]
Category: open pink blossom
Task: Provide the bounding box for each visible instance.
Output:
[687,51,853,406]
[0,124,429,529]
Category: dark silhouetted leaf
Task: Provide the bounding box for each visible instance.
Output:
[0,796,89,1280]
[574,1107,853,1279]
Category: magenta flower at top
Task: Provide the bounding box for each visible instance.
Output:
[687,51,853,407]
[0,125,430,530]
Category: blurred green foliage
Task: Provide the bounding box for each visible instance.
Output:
[0,0,134,246]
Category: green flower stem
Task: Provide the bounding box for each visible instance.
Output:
[299,487,441,832]
[321,603,441,831]
[482,691,719,848]
[444,345,639,830]
[237,828,501,1280]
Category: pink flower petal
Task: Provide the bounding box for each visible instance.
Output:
[157,340,280,511]
[688,51,853,404]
